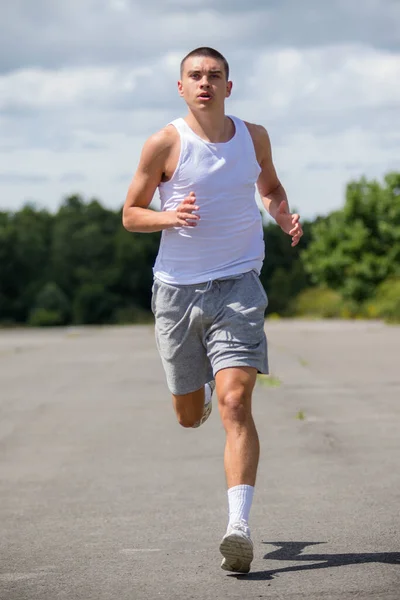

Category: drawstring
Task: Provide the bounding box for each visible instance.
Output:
[195,280,213,293]
[195,273,244,294]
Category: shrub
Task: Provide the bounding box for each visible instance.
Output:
[72,283,116,325]
[365,278,400,323]
[290,287,351,319]
[112,306,154,325]
[29,308,64,327]
[29,282,70,326]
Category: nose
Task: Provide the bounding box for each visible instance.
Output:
[200,76,210,88]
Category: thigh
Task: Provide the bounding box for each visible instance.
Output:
[206,271,269,377]
[152,279,213,395]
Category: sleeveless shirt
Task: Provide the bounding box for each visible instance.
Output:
[153,115,264,284]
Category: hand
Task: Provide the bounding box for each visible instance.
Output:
[174,191,200,227]
[275,200,303,247]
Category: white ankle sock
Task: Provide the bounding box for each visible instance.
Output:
[227,484,254,526]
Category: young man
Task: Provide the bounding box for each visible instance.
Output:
[123,47,302,573]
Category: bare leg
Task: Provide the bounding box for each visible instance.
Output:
[217,366,259,573]
[216,366,259,487]
[172,387,205,428]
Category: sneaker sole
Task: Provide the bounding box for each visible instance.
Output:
[219,532,253,573]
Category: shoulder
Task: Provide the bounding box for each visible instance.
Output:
[242,121,272,164]
[243,121,270,145]
[141,124,179,162]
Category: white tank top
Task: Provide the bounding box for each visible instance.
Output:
[153,115,264,284]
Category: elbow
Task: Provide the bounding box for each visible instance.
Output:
[122,207,136,232]
[122,215,130,232]
[122,214,130,232]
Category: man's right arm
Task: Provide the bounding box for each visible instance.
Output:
[122,129,176,233]
[122,128,200,233]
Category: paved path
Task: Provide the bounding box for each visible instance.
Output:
[0,321,399,599]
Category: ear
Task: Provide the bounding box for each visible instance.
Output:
[177,80,184,97]
[226,81,233,99]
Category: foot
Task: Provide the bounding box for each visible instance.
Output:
[219,520,254,573]
[192,380,215,428]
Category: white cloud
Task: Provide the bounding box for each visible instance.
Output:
[1,1,399,73]
[231,45,400,119]
[109,0,130,11]
[0,2,399,218]
[2,44,398,124]
[227,44,400,217]
[270,128,396,217]
[0,66,156,111]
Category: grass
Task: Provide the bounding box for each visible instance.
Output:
[295,410,306,421]
[298,356,309,367]
[257,374,282,387]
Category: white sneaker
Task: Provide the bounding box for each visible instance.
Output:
[219,520,254,573]
[192,380,215,428]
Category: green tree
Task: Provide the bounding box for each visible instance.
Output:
[302,173,400,302]
[73,282,117,325]
[113,227,160,313]
[260,219,312,314]
[29,282,71,326]
[0,206,52,323]
[51,196,120,293]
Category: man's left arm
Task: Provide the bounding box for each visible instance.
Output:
[248,123,303,247]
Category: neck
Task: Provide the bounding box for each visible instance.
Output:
[185,108,232,143]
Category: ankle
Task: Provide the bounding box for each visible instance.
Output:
[227,484,254,526]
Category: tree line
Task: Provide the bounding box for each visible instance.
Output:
[0,172,399,327]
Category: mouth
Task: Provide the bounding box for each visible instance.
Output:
[197,92,212,100]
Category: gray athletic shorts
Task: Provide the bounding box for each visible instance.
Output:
[151,270,269,395]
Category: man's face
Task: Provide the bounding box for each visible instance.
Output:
[178,56,232,110]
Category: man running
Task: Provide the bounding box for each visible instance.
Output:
[123,47,303,573]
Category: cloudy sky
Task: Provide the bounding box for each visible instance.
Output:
[1,0,399,219]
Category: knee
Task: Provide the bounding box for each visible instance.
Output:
[174,404,200,428]
[173,390,204,428]
[219,388,250,427]
[176,413,197,428]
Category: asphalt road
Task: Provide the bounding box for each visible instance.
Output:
[0,320,399,600]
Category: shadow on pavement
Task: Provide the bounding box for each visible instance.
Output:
[228,541,400,581]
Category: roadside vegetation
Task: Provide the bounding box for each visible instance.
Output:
[1,172,399,326]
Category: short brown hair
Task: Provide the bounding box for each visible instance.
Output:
[180,47,230,80]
